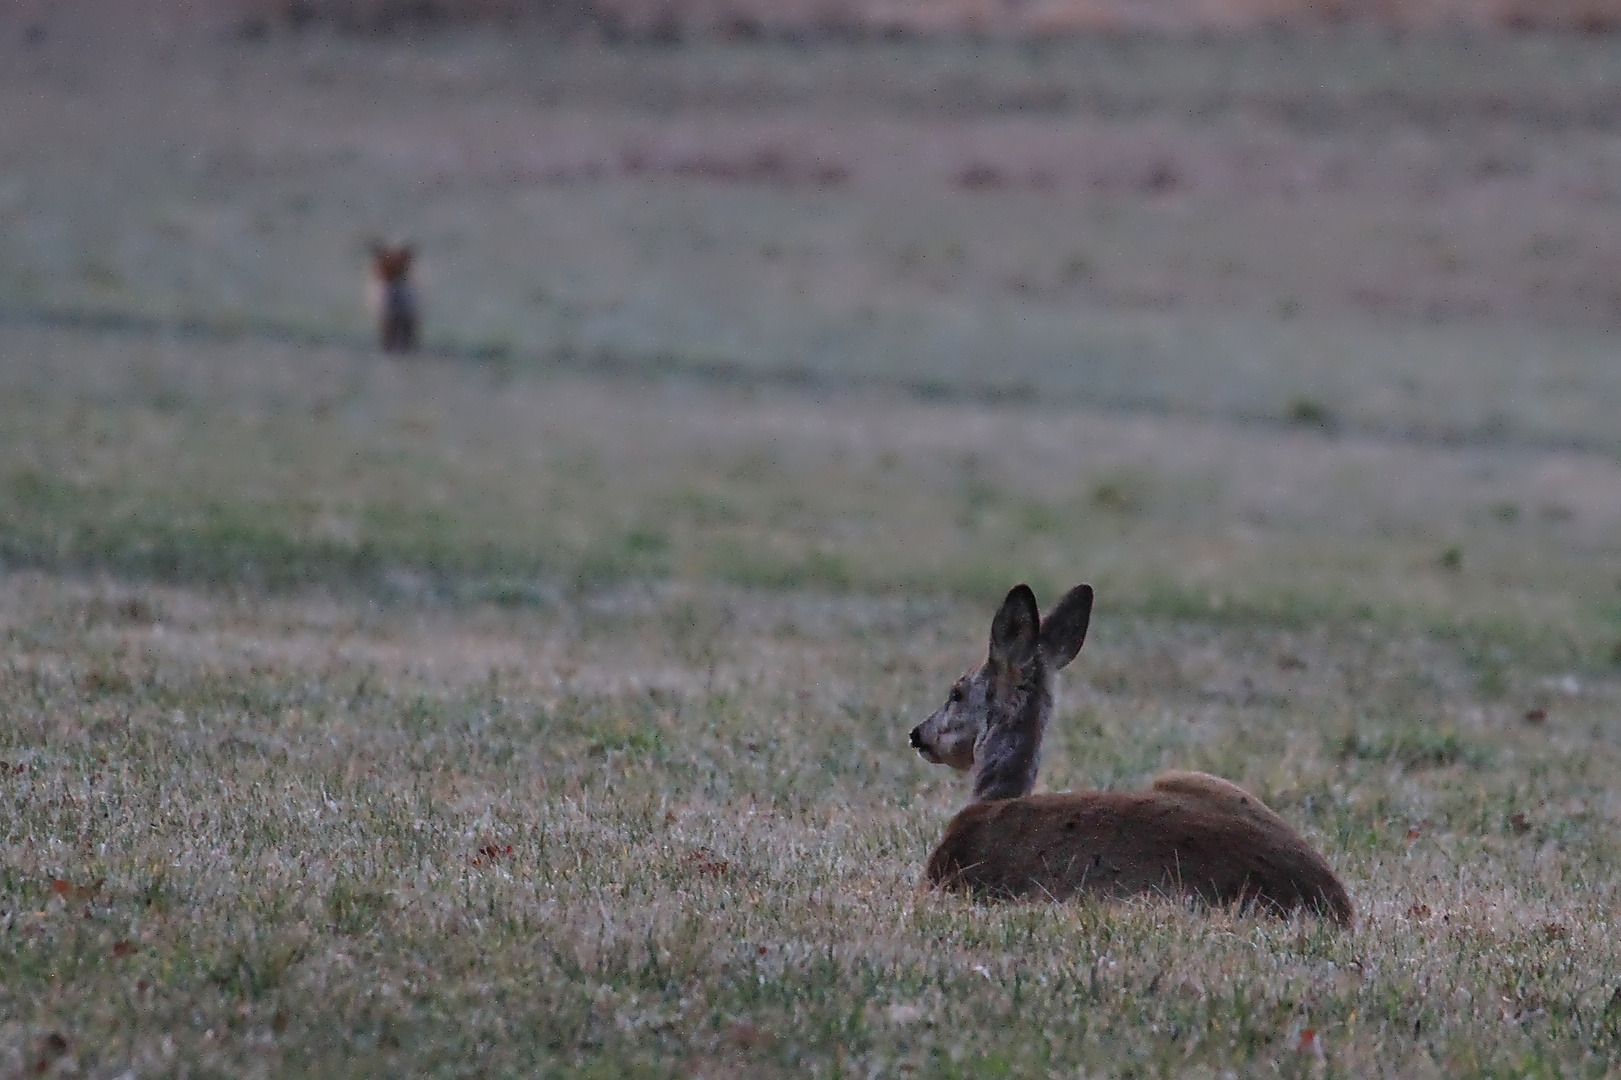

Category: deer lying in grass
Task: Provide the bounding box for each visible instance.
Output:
[909,583,1352,924]
[369,242,419,354]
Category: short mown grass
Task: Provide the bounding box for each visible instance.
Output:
[0,329,1619,1077]
[3,574,1620,1077]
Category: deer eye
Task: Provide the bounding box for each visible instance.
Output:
[948,686,965,704]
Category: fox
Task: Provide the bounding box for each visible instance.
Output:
[369,242,419,354]
[909,583,1352,924]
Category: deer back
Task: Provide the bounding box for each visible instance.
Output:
[924,770,1352,924]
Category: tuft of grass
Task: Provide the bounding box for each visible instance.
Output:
[327,879,393,936]
[1285,395,1338,432]
[1334,722,1494,770]
[1090,475,1147,515]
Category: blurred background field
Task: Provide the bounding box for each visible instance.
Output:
[3,5,1621,1078]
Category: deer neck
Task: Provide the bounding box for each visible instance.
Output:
[969,663,1051,802]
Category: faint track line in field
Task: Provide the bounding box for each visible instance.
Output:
[1,302,1616,460]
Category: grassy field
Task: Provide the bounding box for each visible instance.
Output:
[5,23,1621,1079]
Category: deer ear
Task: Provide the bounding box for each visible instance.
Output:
[1039,583,1093,670]
[989,583,1040,669]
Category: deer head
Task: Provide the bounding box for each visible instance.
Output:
[909,583,1093,801]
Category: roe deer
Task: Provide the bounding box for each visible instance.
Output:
[369,242,419,353]
[909,583,1352,924]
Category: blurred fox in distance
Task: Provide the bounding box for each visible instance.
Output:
[369,242,419,354]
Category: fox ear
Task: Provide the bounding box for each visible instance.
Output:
[989,583,1040,669]
[1039,583,1093,671]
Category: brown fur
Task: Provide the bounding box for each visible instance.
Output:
[911,584,1352,924]
[370,243,419,354]
[925,771,1353,923]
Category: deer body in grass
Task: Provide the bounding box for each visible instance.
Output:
[909,584,1352,924]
